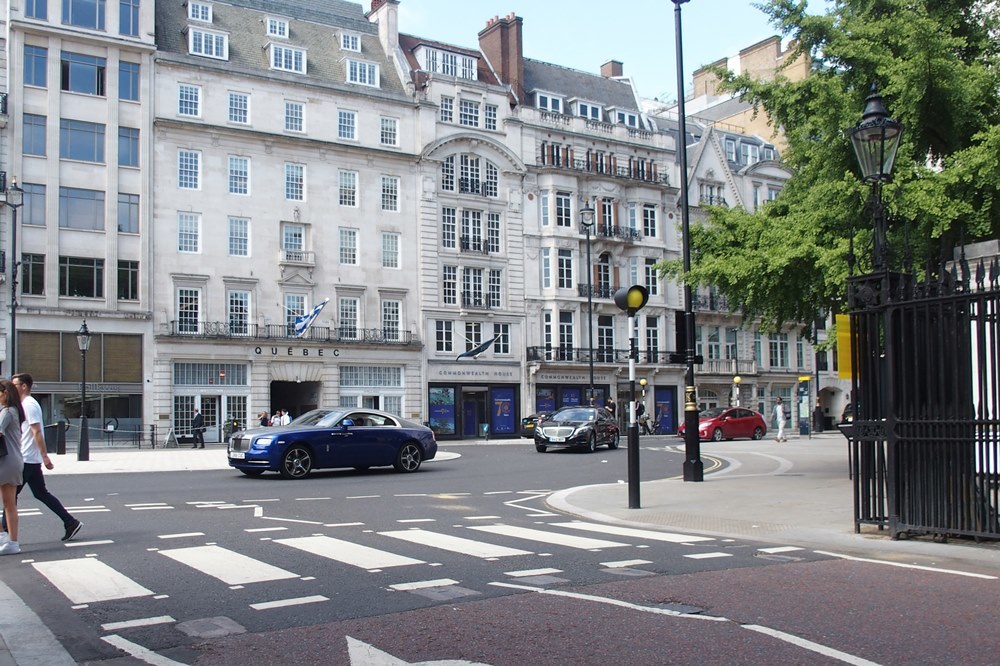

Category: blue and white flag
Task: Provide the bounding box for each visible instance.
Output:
[293,298,329,338]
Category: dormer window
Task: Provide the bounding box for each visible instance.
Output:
[577,102,602,121]
[189,28,229,59]
[341,32,361,52]
[417,46,478,81]
[763,146,776,161]
[614,110,639,127]
[536,92,563,114]
[189,1,212,23]
[725,139,737,162]
[347,59,378,87]
[269,44,306,73]
[741,143,760,165]
[266,17,288,38]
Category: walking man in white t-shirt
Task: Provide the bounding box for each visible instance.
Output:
[772,397,787,443]
[0,374,82,553]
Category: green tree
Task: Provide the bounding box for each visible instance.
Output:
[663,0,1000,333]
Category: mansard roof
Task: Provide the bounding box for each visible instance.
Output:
[397,33,501,86]
[522,59,638,111]
[155,0,407,96]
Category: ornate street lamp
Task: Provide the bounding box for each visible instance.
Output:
[615,285,649,508]
[848,83,903,270]
[672,0,702,482]
[580,200,596,404]
[3,178,23,374]
[77,320,92,461]
[732,375,741,407]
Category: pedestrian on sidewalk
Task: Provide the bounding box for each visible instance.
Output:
[772,397,787,442]
[605,397,616,418]
[191,408,205,449]
[1,374,82,546]
[0,379,25,555]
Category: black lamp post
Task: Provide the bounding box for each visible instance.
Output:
[77,320,92,462]
[672,0,703,482]
[615,285,649,508]
[3,179,23,374]
[580,200,596,404]
[848,83,903,271]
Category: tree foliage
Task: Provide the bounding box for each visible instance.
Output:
[663,0,1000,334]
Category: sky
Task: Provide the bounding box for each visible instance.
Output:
[395,1,790,102]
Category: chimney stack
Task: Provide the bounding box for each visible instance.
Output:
[601,60,623,78]
[479,13,524,103]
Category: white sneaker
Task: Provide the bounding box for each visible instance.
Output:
[0,541,21,555]
[0,532,9,545]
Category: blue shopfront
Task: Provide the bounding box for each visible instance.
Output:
[426,363,522,440]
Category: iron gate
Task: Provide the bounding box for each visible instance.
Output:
[847,253,1000,540]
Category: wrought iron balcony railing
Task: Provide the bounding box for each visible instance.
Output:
[461,293,492,310]
[459,236,490,255]
[577,283,619,299]
[167,321,416,345]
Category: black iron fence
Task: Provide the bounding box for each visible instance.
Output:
[847,253,1000,540]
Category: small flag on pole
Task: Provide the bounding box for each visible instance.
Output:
[456,333,503,361]
[293,298,329,338]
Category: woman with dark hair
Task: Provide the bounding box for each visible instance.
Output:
[0,379,25,555]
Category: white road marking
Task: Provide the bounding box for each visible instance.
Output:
[469,525,629,550]
[815,550,998,579]
[324,522,365,527]
[684,552,732,560]
[397,518,436,523]
[379,529,532,558]
[464,515,501,520]
[65,540,114,548]
[159,545,299,585]
[294,497,332,501]
[491,582,726,621]
[759,546,804,554]
[742,625,882,665]
[245,527,287,533]
[187,501,227,505]
[346,636,490,666]
[125,503,169,507]
[101,616,175,631]
[250,595,329,610]
[347,495,381,499]
[101,635,186,666]
[260,516,323,525]
[389,579,458,591]
[601,560,653,568]
[504,568,562,577]
[552,521,715,544]
[131,506,173,511]
[33,558,154,604]
[158,533,205,540]
[64,508,111,513]
[243,498,281,502]
[275,535,424,569]
[216,504,260,510]
[483,491,513,495]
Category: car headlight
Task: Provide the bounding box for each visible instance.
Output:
[252,435,276,449]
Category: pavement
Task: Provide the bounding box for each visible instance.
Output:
[2,431,998,664]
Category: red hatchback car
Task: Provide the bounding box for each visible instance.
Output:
[677,407,767,441]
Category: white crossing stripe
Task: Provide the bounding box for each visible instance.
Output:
[274,535,424,570]
[505,568,562,577]
[389,579,459,591]
[758,546,804,554]
[101,616,175,631]
[601,560,654,568]
[245,527,287,533]
[684,552,733,560]
[379,529,532,558]
[33,558,154,604]
[552,521,715,544]
[469,525,629,550]
[158,533,205,540]
[159,545,299,584]
[250,595,329,610]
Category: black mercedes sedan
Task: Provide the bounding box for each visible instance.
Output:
[533,406,620,453]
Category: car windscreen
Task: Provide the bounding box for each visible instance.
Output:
[289,409,347,427]
[552,408,595,421]
[700,408,727,419]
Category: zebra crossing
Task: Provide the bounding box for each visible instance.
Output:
[26,518,810,609]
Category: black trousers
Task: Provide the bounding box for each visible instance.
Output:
[1,463,75,531]
[192,428,205,446]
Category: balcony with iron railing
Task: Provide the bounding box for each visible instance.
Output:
[527,346,630,364]
[582,223,641,243]
[540,157,668,186]
[461,293,493,310]
[166,321,417,345]
[693,293,735,313]
[459,236,490,255]
[577,283,620,299]
[695,358,758,376]
[699,195,729,207]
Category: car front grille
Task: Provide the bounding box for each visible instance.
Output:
[230,436,249,452]
[539,426,576,438]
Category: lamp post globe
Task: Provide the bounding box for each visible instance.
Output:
[77,320,92,461]
[580,201,596,404]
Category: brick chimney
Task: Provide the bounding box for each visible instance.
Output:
[601,60,623,78]
[479,13,524,103]
[371,0,386,11]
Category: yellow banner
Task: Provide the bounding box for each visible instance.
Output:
[836,314,853,380]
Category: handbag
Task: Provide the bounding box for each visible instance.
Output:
[0,432,7,458]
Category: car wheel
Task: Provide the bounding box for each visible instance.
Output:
[712,428,724,442]
[608,432,620,450]
[586,432,597,453]
[239,469,265,477]
[535,444,547,453]
[280,446,313,479]
[752,427,765,440]
[393,442,423,473]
